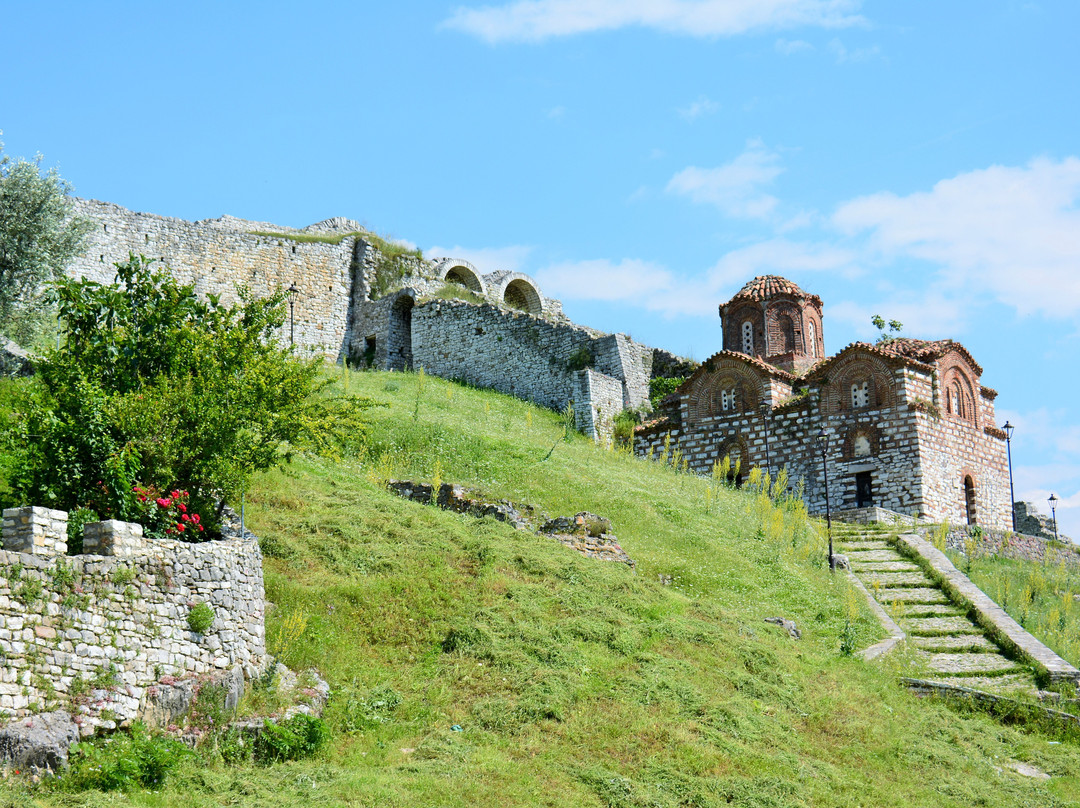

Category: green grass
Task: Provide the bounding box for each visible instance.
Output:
[951,549,1080,670]
[248,229,423,260]
[6,369,1080,806]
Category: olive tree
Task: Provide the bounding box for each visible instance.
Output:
[0,135,92,344]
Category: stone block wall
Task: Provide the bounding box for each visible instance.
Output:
[2,508,68,557]
[572,369,626,443]
[0,510,266,732]
[70,199,360,360]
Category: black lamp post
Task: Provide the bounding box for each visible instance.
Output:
[1002,421,1016,531]
[1049,493,1059,542]
[818,426,834,570]
[287,282,299,347]
[760,396,772,478]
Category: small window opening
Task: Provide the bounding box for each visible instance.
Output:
[363,335,377,368]
[964,475,977,525]
[721,387,737,412]
[145,234,150,243]
[741,321,754,354]
[292,246,297,254]
[103,224,107,233]
[851,380,870,408]
[808,320,817,357]
[99,255,104,263]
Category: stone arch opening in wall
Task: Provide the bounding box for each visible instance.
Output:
[718,436,751,487]
[388,293,414,371]
[964,474,977,525]
[436,259,487,296]
[503,278,543,315]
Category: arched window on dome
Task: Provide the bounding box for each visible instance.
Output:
[741,321,754,354]
[807,320,817,358]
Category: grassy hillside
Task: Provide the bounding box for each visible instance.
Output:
[6,368,1080,806]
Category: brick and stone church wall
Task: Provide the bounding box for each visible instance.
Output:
[0,507,266,732]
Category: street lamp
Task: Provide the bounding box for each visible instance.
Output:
[760,396,772,478]
[1003,421,1016,531]
[818,426,834,570]
[287,282,299,347]
[1049,493,1059,542]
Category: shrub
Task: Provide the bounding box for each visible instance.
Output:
[254,714,328,763]
[62,724,190,792]
[5,254,375,536]
[648,376,685,409]
[187,602,215,634]
[566,347,594,371]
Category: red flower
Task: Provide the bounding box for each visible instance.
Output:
[176,523,186,532]
[181,513,191,522]
[156,498,169,508]
[198,525,205,532]
[192,513,201,523]
[178,503,187,513]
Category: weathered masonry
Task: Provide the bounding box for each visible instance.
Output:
[0,507,266,733]
[635,275,1012,529]
[69,200,687,441]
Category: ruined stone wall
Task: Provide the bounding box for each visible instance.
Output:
[0,508,265,733]
[572,369,625,443]
[70,199,359,360]
[410,299,650,421]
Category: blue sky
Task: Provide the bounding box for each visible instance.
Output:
[3,1,1079,535]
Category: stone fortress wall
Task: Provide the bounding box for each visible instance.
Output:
[69,200,667,442]
[0,507,266,735]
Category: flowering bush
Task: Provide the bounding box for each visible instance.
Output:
[132,484,205,540]
[3,254,374,538]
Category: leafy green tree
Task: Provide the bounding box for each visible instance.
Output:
[4,254,373,538]
[0,135,92,344]
[871,314,904,344]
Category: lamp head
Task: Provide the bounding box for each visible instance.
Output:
[287,282,300,300]
[1002,421,1014,439]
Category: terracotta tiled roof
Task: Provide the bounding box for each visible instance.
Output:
[722,275,822,308]
[874,338,983,376]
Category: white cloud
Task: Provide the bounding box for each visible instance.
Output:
[833,157,1080,317]
[775,37,813,54]
[426,244,534,274]
[443,0,864,43]
[534,258,715,317]
[678,95,719,121]
[826,290,969,342]
[706,238,856,289]
[827,37,881,62]
[667,140,784,218]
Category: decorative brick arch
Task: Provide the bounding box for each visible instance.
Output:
[959,467,979,525]
[939,353,979,427]
[717,435,752,477]
[723,303,765,358]
[821,353,897,415]
[434,259,487,297]
[686,361,765,425]
[766,301,802,355]
[841,424,882,459]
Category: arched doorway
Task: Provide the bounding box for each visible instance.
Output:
[964,475,977,525]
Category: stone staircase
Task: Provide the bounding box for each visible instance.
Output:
[835,524,1039,693]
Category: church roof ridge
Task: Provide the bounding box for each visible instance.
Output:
[721,275,822,308]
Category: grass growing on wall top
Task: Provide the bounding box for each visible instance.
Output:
[248,229,423,260]
[5,369,1080,806]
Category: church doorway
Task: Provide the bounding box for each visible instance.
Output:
[855,472,874,508]
[964,476,977,525]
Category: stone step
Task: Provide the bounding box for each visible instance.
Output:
[903,616,985,635]
[897,604,965,618]
[843,549,908,563]
[848,561,922,572]
[875,587,950,605]
[920,673,1035,692]
[838,540,893,551]
[858,571,934,588]
[921,652,1024,675]
[910,635,998,652]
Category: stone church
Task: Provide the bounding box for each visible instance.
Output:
[634,276,1012,529]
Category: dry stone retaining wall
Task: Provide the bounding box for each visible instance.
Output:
[0,507,266,734]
